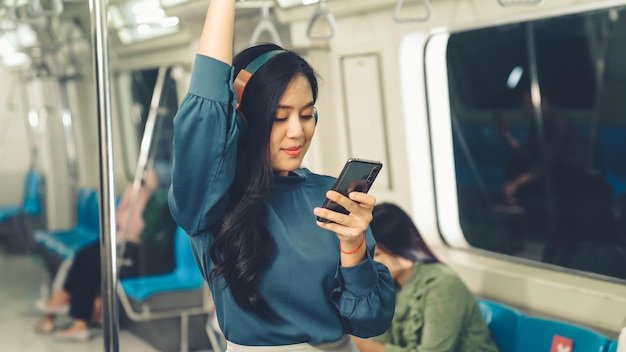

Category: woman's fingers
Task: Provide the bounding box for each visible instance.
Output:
[314,190,375,237]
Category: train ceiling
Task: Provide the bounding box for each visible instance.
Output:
[0,0,546,70]
[0,0,336,67]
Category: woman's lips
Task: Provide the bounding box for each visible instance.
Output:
[283,146,302,157]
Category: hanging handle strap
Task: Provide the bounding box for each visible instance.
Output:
[29,0,64,17]
[249,2,282,46]
[393,0,432,23]
[498,0,544,7]
[306,0,337,40]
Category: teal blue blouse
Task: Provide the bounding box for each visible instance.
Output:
[168,54,395,346]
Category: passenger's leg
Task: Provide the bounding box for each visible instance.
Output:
[56,243,100,341]
[34,258,73,334]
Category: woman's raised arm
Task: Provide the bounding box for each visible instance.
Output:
[198,0,235,64]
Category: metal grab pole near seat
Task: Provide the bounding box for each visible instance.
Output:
[115,65,168,274]
[57,79,80,226]
[89,0,119,349]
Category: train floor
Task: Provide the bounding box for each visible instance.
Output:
[0,250,162,352]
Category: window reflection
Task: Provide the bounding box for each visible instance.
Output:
[129,67,177,187]
[446,7,626,280]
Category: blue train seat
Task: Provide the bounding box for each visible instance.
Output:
[477,299,523,352]
[513,316,611,352]
[608,339,618,352]
[0,205,20,223]
[33,188,100,259]
[0,171,45,252]
[22,171,43,216]
[118,226,222,352]
[0,171,43,221]
[120,226,203,300]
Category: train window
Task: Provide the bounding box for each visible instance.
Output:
[127,67,177,186]
[436,5,626,281]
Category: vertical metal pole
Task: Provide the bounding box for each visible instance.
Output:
[526,22,556,233]
[19,80,39,171]
[57,79,80,223]
[89,0,119,349]
[116,66,167,270]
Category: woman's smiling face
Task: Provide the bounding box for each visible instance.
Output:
[269,74,316,176]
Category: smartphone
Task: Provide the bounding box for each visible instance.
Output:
[317,158,383,223]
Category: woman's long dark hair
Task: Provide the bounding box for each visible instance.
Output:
[370,203,438,263]
[209,44,318,317]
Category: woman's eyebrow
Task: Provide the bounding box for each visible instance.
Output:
[277,101,315,110]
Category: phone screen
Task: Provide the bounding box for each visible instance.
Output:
[317,158,382,223]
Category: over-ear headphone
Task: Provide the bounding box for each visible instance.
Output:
[233,49,318,140]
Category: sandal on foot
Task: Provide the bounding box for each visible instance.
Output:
[53,329,90,342]
[35,299,69,315]
[34,319,55,334]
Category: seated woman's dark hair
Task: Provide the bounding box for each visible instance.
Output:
[209,43,318,317]
[371,203,438,263]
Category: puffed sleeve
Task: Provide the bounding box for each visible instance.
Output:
[168,54,240,237]
[330,230,395,337]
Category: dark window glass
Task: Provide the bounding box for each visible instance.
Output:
[446,7,626,280]
[130,67,178,187]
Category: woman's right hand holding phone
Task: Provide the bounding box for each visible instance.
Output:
[314,190,376,266]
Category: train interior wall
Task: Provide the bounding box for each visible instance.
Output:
[1,0,625,344]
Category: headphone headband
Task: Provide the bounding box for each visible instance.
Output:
[233,48,317,138]
[245,50,285,75]
[234,49,285,111]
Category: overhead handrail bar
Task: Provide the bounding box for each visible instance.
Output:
[498,0,544,7]
[29,0,63,17]
[306,0,337,41]
[0,3,18,32]
[249,1,282,46]
[393,0,432,23]
[7,1,20,23]
[9,0,63,24]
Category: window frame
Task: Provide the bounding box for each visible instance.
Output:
[421,0,626,280]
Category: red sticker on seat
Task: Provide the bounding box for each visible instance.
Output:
[550,335,574,352]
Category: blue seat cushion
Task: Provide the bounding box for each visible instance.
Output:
[22,171,42,216]
[608,339,618,352]
[31,188,100,259]
[513,316,611,352]
[33,228,99,259]
[478,299,523,352]
[120,227,204,301]
[0,205,20,222]
[120,270,204,301]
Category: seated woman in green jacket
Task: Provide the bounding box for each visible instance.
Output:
[353,203,499,352]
